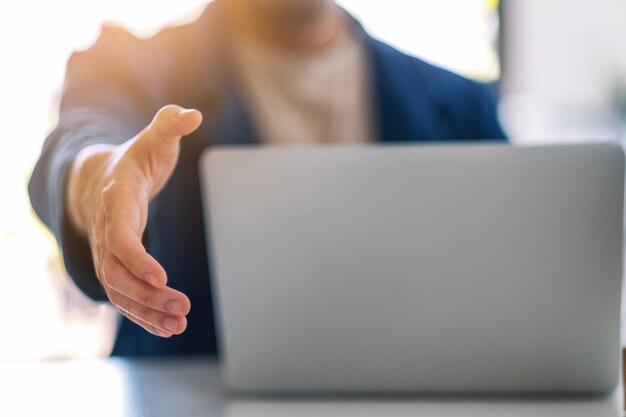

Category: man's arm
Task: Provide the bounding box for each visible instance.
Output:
[28,26,200,337]
[29,26,163,299]
[63,105,201,337]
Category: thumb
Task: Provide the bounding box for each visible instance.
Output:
[129,104,203,194]
[142,104,202,146]
[145,104,203,145]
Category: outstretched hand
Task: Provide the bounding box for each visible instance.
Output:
[67,105,203,337]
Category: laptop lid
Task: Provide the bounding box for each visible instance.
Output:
[199,143,624,394]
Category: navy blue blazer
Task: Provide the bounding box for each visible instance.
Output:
[29,1,507,357]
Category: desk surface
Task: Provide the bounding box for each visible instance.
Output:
[0,358,622,417]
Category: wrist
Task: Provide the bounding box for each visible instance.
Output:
[66,144,116,235]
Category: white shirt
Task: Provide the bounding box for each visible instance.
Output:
[232,26,372,145]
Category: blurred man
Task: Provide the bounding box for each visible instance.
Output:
[29,0,506,356]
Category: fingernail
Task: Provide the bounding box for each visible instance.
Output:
[177,109,195,118]
[166,300,183,315]
[162,317,177,333]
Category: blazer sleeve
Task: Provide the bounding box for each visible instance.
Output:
[28,26,181,301]
[471,81,508,141]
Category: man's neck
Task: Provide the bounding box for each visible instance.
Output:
[224,0,345,53]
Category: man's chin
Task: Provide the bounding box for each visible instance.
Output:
[257,0,334,30]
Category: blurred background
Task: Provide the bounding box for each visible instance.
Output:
[1,0,625,361]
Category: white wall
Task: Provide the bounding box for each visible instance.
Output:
[338,0,499,80]
[500,0,626,143]
[500,0,626,347]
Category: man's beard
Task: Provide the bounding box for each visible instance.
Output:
[254,0,333,32]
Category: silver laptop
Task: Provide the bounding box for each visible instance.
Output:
[199,143,624,394]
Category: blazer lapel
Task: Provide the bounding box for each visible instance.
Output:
[351,19,442,143]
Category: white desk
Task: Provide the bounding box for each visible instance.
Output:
[0,358,622,417]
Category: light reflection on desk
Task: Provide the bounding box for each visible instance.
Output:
[1,360,130,417]
[0,359,622,417]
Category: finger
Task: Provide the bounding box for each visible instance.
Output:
[128,105,202,197]
[121,312,173,338]
[102,253,191,315]
[105,219,166,288]
[102,183,167,288]
[107,287,188,335]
